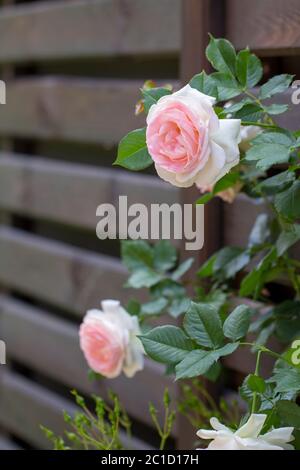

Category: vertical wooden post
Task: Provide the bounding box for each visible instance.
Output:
[176,0,225,449]
[180,0,224,264]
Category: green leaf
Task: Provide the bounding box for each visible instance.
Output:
[255,170,295,196]
[246,374,266,393]
[127,268,162,288]
[264,104,289,115]
[196,192,213,205]
[189,71,218,98]
[213,171,240,194]
[175,342,239,379]
[245,143,291,170]
[141,298,168,316]
[248,214,270,247]
[253,130,294,147]
[210,72,241,100]
[175,350,217,379]
[184,302,224,348]
[259,74,294,100]
[276,400,300,428]
[235,103,263,122]
[214,247,250,279]
[140,326,194,365]
[204,362,222,382]
[115,128,153,170]
[142,87,172,113]
[153,240,177,272]
[150,279,185,299]
[171,258,194,281]
[271,367,300,394]
[239,249,276,297]
[126,299,141,316]
[206,36,237,76]
[168,297,190,318]
[236,49,263,88]
[121,240,153,271]
[273,301,300,342]
[274,181,300,221]
[197,254,216,278]
[276,224,300,256]
[223,305,252,340]
[254,324,275,347]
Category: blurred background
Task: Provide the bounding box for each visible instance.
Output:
[0,0,299,450]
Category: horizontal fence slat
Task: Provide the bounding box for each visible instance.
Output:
[0,78,146,146]
[0,0,180,63]
[0,371,151,449]
[0,371,76,449]
[0,294,176,430]
[0,153,180,230]
[227,0,300,55]
[0,226,129,315]
[0,80,296,144]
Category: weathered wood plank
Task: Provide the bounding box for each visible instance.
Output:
[0,0,180,63]
[0,79,297,145]
[227,0,300,55]
[223,194,265,248]
[0,153,180,230]
[0,294,176,429]
[0,78,146,146]
[0,226,129,315]
[0,371,151,449]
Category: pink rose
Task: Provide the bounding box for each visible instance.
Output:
[146,85,241,188]
[79,300,144,379]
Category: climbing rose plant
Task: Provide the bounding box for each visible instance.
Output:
[113,35,300,450]
[47,36,300,451]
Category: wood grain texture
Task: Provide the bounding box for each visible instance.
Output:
[0,294,176,430]
[0,0,180,63]
[0,371,151,449]
[0,78,145,146]
[0,226,128,316]
[227,0,300,55]
[0,153,180,230]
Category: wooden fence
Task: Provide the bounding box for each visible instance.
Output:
[0,0,299,449]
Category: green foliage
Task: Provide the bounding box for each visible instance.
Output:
[43,389,176,451]
[114,128,153,170]
[42,391,129,450]
[122,240,193,319]
[178,379,241,440]
[223,305,252,341]
[142,87,172,113]
[115,34,300,442]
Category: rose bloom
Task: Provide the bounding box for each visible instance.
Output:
[79,300,144,379]
[146,84,241,188]
[197,414,294,450]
